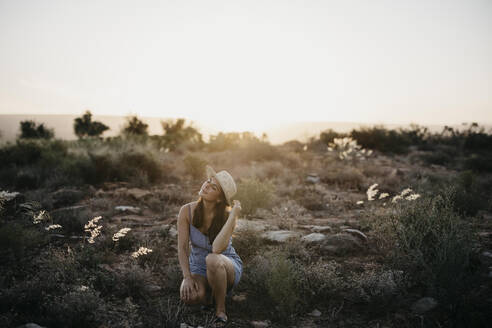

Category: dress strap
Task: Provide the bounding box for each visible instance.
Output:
[188,203,192,224]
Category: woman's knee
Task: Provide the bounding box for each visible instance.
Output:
[206,253,225,272]
[180,285,205,304]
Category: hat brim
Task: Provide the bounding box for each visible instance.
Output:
[205,165,231,206]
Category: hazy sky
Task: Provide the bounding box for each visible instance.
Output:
[1,0,491,133]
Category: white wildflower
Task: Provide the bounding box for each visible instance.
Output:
[131,246,153,258]
[379,193,389,199]
[400,188,413,197]
[33,210,48,224]
[113,227,132,242]
[84,216,102,230]
[366,183,379,201]
[356,200,364,205]
[392,195,403,203]
[78,285,89,292]
[406,194,421,201]
[45,224,62,231]
[85,216,103,244]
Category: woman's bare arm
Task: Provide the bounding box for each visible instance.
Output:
[212,206,239,254]
[177,205,192,278]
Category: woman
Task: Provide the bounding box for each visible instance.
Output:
[177,165,243,325]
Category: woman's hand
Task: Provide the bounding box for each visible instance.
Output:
[180,277,198,302]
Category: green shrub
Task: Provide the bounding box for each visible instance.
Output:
[73,110,109,138]
[384,190,475,307]
[44,289,107,328]
[183,154,207,181]
[266,252,300,322]
[294,258,344,307]
[235,178,275,216]
[231,226,263,262]
[19,120,55,139]
[0,222,47,259]
[350,125,412,154]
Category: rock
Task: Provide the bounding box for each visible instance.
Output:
[250,320,270,328]
[308,309,322,317]
[113,215,156,227]
[127,188,152,200]
[411,297,438,314]
[115,205,142,214]
[261,230,302,243]
[51,205,90,221]
[482,251,492,259]
[320,233,363,255]
[306,173,320,184]
[145,284,162,293]
[342,228,368,242]
[298,225,332,233]
[16,324,47,328]
[236,219,269,232]
[50,188,84,207]
[301,233,327,244]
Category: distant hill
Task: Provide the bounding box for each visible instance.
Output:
[0,114,490,145]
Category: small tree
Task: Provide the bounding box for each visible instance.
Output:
[122,115,148,136]
[160,118,203,151]
[73,110,109,139]
[19,120,54,139]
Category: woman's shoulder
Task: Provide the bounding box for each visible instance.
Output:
[181,201,198,214]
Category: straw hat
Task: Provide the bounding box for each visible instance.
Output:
[205,165,237,206]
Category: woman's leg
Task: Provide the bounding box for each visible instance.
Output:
[205,253,235,318]
[179,273,210,305]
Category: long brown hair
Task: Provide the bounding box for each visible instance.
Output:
[192,192,230,244]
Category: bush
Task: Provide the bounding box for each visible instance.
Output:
[44,289,107,328]
[235,178,275,216]
[19,120,55,139]
[383,190,476,307]
[183,154,208,181]
[266,252,300,322]
[121,115,149,136]
[73,110,109,138]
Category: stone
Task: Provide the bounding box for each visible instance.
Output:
[16,324,47,328]
[127,188,152,200]
[301,233,327,244]
[320,233,363,255]
[298,225,332,233]
[51,205,90,220]
[236,219,269,232]
[115,205,141,214]
[306,173,320,184]
[261,230,302,243]
[250,320,270,328]
[308,309,322,317]
[482,251,492,259]
[411,297,438,314]
[342,228,368,242]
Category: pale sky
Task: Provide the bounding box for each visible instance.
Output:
[1,0,491,133]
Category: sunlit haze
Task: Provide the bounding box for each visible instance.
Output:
[1,0,491,134]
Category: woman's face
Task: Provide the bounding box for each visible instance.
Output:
[198,176,223,202]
